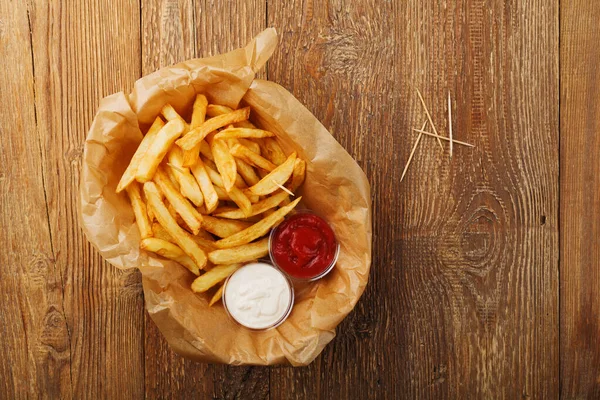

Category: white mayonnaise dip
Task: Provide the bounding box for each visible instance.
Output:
[223,262,293,330]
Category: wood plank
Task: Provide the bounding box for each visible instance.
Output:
[560,1,600,397]
[268,0,558,398]
[140,1,268,398]
[25,0,145,398]
[0,1,71,398]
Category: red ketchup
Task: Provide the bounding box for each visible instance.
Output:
[270,212,339,280]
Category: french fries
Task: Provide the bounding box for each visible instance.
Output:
[261,138,287,166]
[126,182,153,239]
[235,158,261,186]
[215,197,302,248]
[215,128,275,140]
[135,119,186,182]
[202,215,252,238]
[238,138,261,155]
[206,105,256,129]
[208,238,269,265]
[226,186,253,216]
[183,94,208,167]
[230,143,277,171]
[214,190,289,219]
[176,107,251,150]
[161,104,189,130]
[167,146,204,206]
[141,238,199,275]
[189,158,219,213]
[153,167,202,234]
[210,138,237,192]
[209,285,224,306]
[117,117,165,193]
[247,152,296,196]
[144,182,207,269]
[191,263,241,293]
[118,100,306,303]
[288,159,306,191]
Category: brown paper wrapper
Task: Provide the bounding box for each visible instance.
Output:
[79,28,372,366]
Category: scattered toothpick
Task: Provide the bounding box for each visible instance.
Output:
[273,180,294,196]
[411,128,474,147]
[448,91,453,158]
[401,120,428,182]
[416,88,444,149]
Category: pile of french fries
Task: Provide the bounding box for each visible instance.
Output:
[116,95,306,306]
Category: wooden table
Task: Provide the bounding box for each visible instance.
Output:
[1,0,598,398]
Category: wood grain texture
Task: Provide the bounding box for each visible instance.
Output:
[24,0,145,398]
[6,0,600,398]
[0,1,69,398]
[140,1,268,398]
[268,0,558,398]
[560,1,600,397]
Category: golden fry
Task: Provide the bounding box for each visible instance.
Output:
[135,119,185,182]
[141,238,199,275]
[144,182,207,269]
[167,146,204,206]
[214,185,231,201]
[203,159,247,190]
[202,215,252,238]
[176,107,250,150]
[247,152,296,196]
[215,197,302,248]
[210,138,237,192]
[209,285,223,306]
[125,182,153,239]
[153,167,202,234]
[161,104,189,130]
[189,158,219,213]
[235,158,261,186]
[208,238,269,265]
[191,94,208,128]
[214,190,289,219]
[206,105,256,129]
[191,234,217,253]
[215,127,275,140]
[117,117,165,193]
[199,140,214,161]
[230,143,277,172]
[183,94,209,167]
[288,158,306,191]
[261,138,287,166]
[226,186,253,217]
[238,138,261,155]
[191,263,241,293]
[152,222,173,243]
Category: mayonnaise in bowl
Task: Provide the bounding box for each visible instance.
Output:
[222,262,294,330]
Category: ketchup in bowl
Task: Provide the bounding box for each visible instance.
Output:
[269,211,339,280]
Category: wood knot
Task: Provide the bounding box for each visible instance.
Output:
[438,191,506,275]
[65,145,83,164]
[461,211,496,263]
[304,23,391,83]
[28,251,55,287]
[40,305,70,352]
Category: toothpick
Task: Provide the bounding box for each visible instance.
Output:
[167,163,187,174]
[448,91,453,157]
[273,180,294,196]
[401,120,428,182]
[416,88,444,149]
[411,128,475,147]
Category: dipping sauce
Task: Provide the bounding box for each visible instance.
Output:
[223,262,293,330]
[269,212,339,280]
